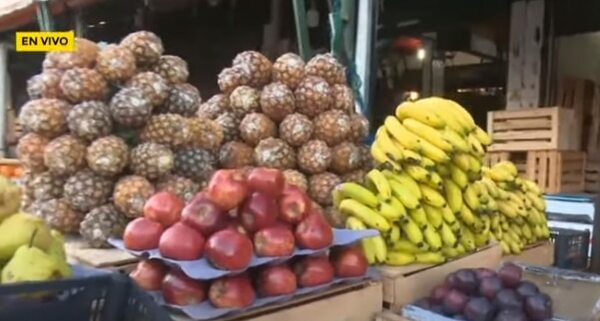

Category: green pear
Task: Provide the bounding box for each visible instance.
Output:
[2,245,61,283]
[45,230,72,278]
[0,213,53,260]
[0,176,21,222]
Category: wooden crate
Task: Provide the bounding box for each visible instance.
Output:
[485,151,528,176]
[487,107,581,151]
[585,158,600,194]
[526,151,586,194]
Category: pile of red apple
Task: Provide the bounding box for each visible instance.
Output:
[130,246,369,308]
[123,168,335,271]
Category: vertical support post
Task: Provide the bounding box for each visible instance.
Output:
[341,0,356,60]
[354,0,377,117]
[36,0,55,31]
[0,44,9,157]
[431,58,445,96]
[74,9,85,37]
[292,0,312,61]
[421,38,434,97]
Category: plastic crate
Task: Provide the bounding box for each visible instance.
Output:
[550,227,590,270]
[0,273,172,321]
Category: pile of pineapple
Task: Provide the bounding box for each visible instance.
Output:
[204,51,371,219]
[17,31,219,248]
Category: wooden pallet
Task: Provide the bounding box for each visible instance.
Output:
[487,107,581,151]
[526,151,586,194]
[485,151,528,176]
[585,159,600,194]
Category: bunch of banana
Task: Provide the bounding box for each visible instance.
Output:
[479,161,551,255]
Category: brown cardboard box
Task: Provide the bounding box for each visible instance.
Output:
[504,241,555,266]
[378,244,503,312]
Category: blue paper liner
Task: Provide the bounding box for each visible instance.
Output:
[109,228,378,280]
[155,267,380,320]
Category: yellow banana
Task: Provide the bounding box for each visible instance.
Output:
[371,142,401,170]
[523,180,542,195]
[345,216,366,230]
[495,161,518,177]
[409,206,429,228]
[388,224,401,244]
[339,199,391,232]
[389,179,421,210]
[405,165,431,185]
[442,246,463,258]
[386,251,416,266]
[423,225,443,251]
[496,188,510,201]
[468,154,483,174]
[441,205,458,225]
[440,222,458,247]
[526,191,546,211]
[532,224,544,239]
[463,184,481,211]
[415,98,467,135]
[444,179,463,213]
[541,224,550,239]
[487,166,515,182]
[474,126,492,146]
[392,239,429,253]
[453,153,472,173]
[474,230,490,247]
[460,226,476,251]
[420,156,437,170]
[378,201,402,222]
[420,184,447,207]
[401,149,423,166]
[441,127,470,153]
[399,216,425,246]
[426,171,444,190]
[366,169,392,201]
[508,192,526,209]
[395,101,446,129]
[415,252,446,264]
[423,204,443,229]
[384,116,423,152]
[500,240,511,254]
[388,171,422,199]
[449,220,462,234]
[333,182,379,208]
[420,141,451,164]
[449,164,469,189]
[445,99,477,132]
[438,164,451,177]
[371,235,388,263]
[403,118,454,152]
[346,217,376,264]
[467,133,485,156]
[480,177,500,199]
[375,128,405,162]
[458,205,478,227]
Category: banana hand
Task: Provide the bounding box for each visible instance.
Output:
[415,252,446,264]
[386,251,416,266]
[339,199,391,232]
[420,184,447,207]
[334,182,379,208]
[403,118,454,152]
[366,169,392,201]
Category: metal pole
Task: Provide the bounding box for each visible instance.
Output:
[74,9,85,37]
[36,0,55,31]
[0,44,9,157]
[354,0,377,117]
[292,0,312,60]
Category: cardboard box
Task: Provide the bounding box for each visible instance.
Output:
[173,280,383,321]
[378,244,503,312]
[504,241,555,266]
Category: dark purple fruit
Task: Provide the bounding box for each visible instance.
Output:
[455,269,479,294]
[464,297,495,321]
[431,285,451,303]
[414,298,433,310]
[442,289,469,315]
[494,309,528,321]
[445,272,459,289]
[475,268,497,280]
[516,281,539,298]
[498,263,522,288]
[479,276,504,300]
[495,289,523,310]
[525,294,552,321]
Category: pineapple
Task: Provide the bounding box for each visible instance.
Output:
[187,117,224,151]
[332,84,355,113]
[27,69,64,99]
[161,83,201,116]
[17,133,49,172]
[305,53,346,85]
[44,135,87,176]
[358,144,375,170]
[278,113,313,147]
[215,112,242,143]
[130,143,175,180]
[80,204,129,248]
[127,71,169,108]
[313,109,351,146]
[152,55,189,84]
[239,113,276,146]
[113,175,155,218]
[330,142,361,174]
[59,68,109,103]
[297,140,332,174]
[95,45,137,83]
[294,76,333,118]
[43,38,98,70]
[109,88,153,128]
[156,175,200,202]
[218,141,254,169]
[324,206,347,228]
[308,172,341,206]
[229,85,260,117]
[120,31,164,66]
[283,169,308,191]
[67,101,113,141]
[218,65,251,94]
[35,198,84,233]
[174,148,216,183]
[140,114,190,149]
[64,169,114,212]
[260,82,295,122]
[232,51,272,87]
[254,138,296,170]
[19,98,69,138]
[272,53,305,89]
[342,169,367,184]
[31,171,66,201]
[86,136,129,177]
[349,113,370,143]
[197,94,229,120]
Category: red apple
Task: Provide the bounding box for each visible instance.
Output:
[224,221,250,236]
[257,264,297,297]
[331,246,368,278]
[159,222,205,260]
[205,229,253,270]
[206,169,249,211]
[208,274,255,308]
[254,225,295,257]
[294,211,333,249]
[294,256,334,287]
[124,217,164,250]
[279,185,311,224]
[130,259,167,290]
[162,269,206,305]
[247,167,285,197]
[181,197,228,236]
[143,191,184,227]
[239,192,279,233]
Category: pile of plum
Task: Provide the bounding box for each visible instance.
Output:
[414,263,553,321]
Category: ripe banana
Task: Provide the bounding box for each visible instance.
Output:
[387,171,422,199]
[444,179,464,214]
[499,240,511,254]
[389,179,421,210]
[405,165,431,185]
[371,235,388,263]
[399,216,425,246]
[441,205,458,225]
[420,141,451,164]
[384,116,423,152]
[453,153,472,173]
[395,101,446,129]
[371,142,401,170]
[408,206,429,228]
[401,149,424,166]
[375,128,405,162]
[415,252,446,264]
[386,251,416,266]
[495,161,518,177]
[523,180,542,195]
[487,166,515,182]
[463,184,481,211]
[449,164,469,189]
[445,99,477,132]
[526,191,546,211]
[423,204,443,229]
[442,246,463,258]
[458,205,478,227]
[460,226,476,251]
[438,164,451,177]
[339,199,391,232]
[440,222,458,247]
[392,239,428,253]
[420,184,447,207]
[474,230,490,247]
[474,127,492,146]
[403,118,454,152]
[467,133,486,156]
[346,217,376,264]
[333,182,379,208]
[423,225,443,251]
[441,127,470,153]
[388,224,401,244]
[420,157,437,170]
[480,177,500,199]
[366,169,392,201]
[415,97,469,135]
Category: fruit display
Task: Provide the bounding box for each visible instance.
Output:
[334,97,550,265]
[16,32,223,248]
[412,263,553,321]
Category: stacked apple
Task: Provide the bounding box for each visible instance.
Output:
[130,245,368,308]
[122,167,336,270]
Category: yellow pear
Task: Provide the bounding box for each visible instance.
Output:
[2,245,61,283]
[46,230,72,278]
[0,176,21,222]
[0,212,53,260]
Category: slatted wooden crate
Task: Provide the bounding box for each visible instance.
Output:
[526,151,586,194]
[584,158,600,194]
[487,107,581,151]
[485,151,528,176]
